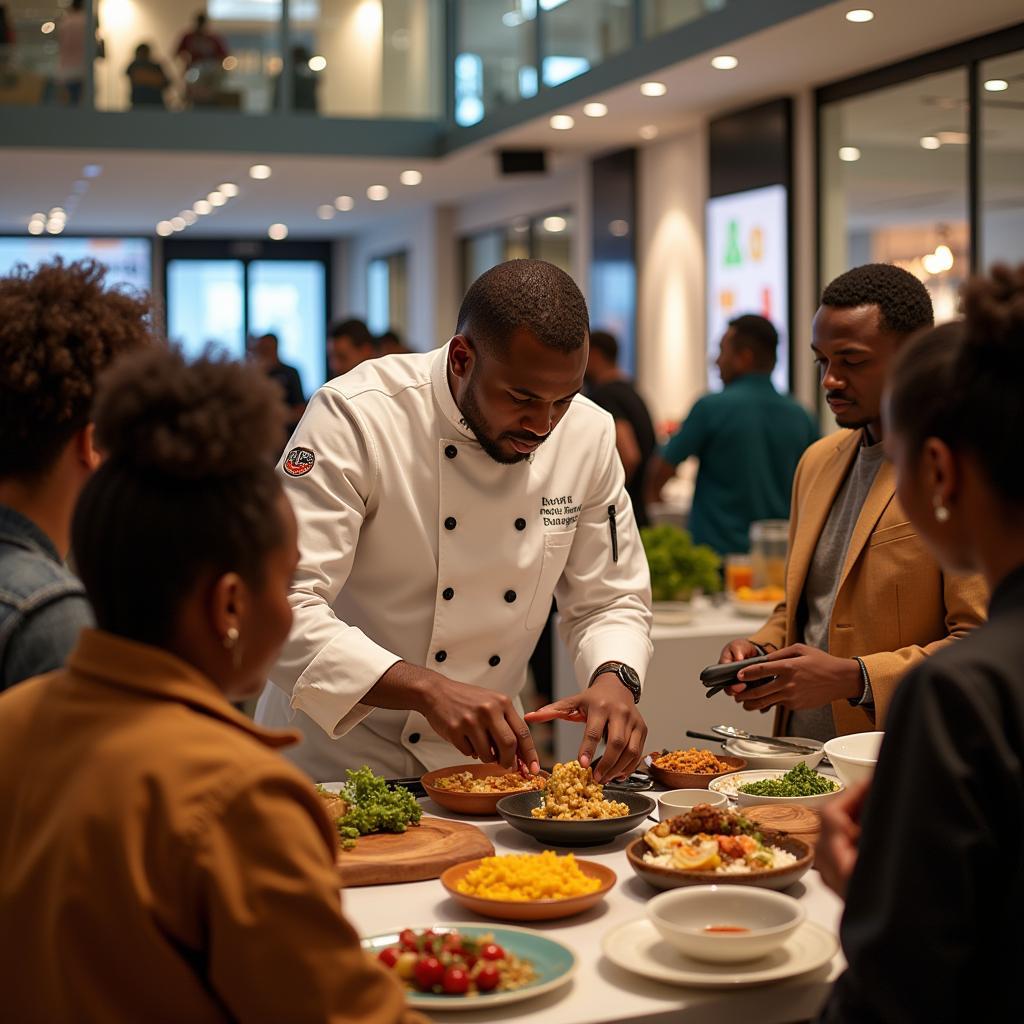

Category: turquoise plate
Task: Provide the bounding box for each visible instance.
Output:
[361,922,577,1010]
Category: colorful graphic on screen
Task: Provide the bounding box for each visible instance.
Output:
[0,236,151,293]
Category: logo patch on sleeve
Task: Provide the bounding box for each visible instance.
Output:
[284,446,316,477]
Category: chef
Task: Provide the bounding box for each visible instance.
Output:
[256,259,652,783]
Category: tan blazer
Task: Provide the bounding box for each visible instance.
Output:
[748,429,987,735]
[0,629,425,1024]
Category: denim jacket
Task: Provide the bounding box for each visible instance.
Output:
[0,505,94,691]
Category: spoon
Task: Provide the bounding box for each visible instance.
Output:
[711,724,820,755]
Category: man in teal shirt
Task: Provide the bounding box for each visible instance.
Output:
[646,315,818,555]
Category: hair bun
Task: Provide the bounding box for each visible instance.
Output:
[93,348,288,479]
[961,263,1024,358]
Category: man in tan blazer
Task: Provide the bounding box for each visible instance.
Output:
[720,264,987,739]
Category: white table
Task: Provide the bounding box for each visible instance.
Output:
[343,799,845,1024]
[554,603,777,763]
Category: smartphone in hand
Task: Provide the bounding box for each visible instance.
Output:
[700,654,775,698]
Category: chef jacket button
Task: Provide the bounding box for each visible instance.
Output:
[504,590,517,603]
[515,518,526,531]
[442,587,454,601]
[489,655,501,667]
[444,517,457,531]
[444,444,457,459]
[408,732,420,744]
[435,650,447,663]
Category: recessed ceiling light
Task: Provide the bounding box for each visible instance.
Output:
[608,219,629,237]
[29,212,45,223]
[640,81,667,96]
[920,135,941,150]
[193,199,213,215]
[583,102,608,117]
[549,114,575,130]
[367,185,389,201]
[40,20,55,33]
[316,204,336,220]
[49,207,66,218]
[155,221,173,237]
[219,182,239,197]
[249,164,272,180]
[181,210,198,225]
[46,220,64,235]
[543,215,567,233]
[268,223,289,240]
[335,195,354,211]
[207,191,226,206]
[308,55,327,72]
[710,55,738,70]
[28,220,44,235]
[222,56,238,71]
[845,9,874,22]
[984,79,1009,92]
[82,164,102,178]
[170,216,187,231]
[838,146,861,162]
[399,169,423,186]
[639,124,659,140]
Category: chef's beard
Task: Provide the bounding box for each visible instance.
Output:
[460,367,549,465]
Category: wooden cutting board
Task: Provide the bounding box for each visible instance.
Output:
[336,816,495,887]
[743,804,822,852]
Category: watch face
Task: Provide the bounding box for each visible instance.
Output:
[621,665,641,689]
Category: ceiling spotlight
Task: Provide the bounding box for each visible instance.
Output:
[838,146,861,162]
[222,56,238,71]
[845,9,874,22]
[28,221,44,235]
[549,114,575,130]
[193,199,213,215]
[984,79,1009,92]
[268,223,289,240]
[316,204,336,220]
[399,169,423,186]
[639,124,659,140]
[249,164,272,180]
[156,221,174,237]
[169,216,186,231]
[608,219,629,237]
[920,135,941,150]
[710,55,738,70]
[219,182,239,197]
[208,191,227,206]
[308,55,327,72]
[543,215,567,233]
[40,20,55,33]
[583,102,608,117]
[367,185,389,201]
[46,220,65,235]
[82,164,102,178]
[640,81,667,96]
[48,207,66,220]
[29,211,45,223]
[335,195,354,211]
[181,210,198,225]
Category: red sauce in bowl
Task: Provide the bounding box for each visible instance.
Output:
[703,925,751,934]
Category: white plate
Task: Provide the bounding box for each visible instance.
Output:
[602,917,837,988]
[723,738,824,772]
[730,599,781,619]
[709,769,843,810]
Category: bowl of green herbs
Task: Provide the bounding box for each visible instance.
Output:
[709,762,844,811]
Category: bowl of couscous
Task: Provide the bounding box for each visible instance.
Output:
[422,764,548,816]
[440,851,616,921]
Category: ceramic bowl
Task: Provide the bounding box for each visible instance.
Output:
[709,769,844,810]
[646,752,748,790]
[823,731,884,788]
[722,737,824,772]
[657,789,729,821]
[495,790,655,847]
[421,764,547,816]
[647,885,805,963]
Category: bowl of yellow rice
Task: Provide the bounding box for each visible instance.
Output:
[440,851,616,921]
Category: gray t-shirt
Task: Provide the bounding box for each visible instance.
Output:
[788,441,885,741]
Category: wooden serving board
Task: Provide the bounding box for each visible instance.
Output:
[336,816,494,887]
[743,804,822,850]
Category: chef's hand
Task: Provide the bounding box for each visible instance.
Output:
[525,676,647,783]
[719,639,761,663]
[725,644,863,712]
[817,781,870,898]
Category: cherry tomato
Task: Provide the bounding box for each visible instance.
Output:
[476,965,500,992]
[414,955,445,991]
[442,966,470,995]
[419,929,439,954]
[377,947,399,969]
[399,928,419,951]
[479,942,505,961]
[395,951,418,981]
[442,933,465,955]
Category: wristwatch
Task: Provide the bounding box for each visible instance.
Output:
[589,661,642,704]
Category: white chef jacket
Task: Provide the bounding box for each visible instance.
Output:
[256,342,653,781]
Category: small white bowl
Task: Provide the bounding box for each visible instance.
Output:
[824,731,884,788]
[723,737,824,772]
[647,885,805,963]
[710,769,844,810]
[658,788,729,821]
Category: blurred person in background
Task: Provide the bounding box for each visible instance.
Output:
[55,0,87,105]
[377,329,410,356]
[720,265,986,742]
[817,264,1024,1023]
[251,332,305,442]
[646,314,817,555]
[0,348,425,1024]
[273,44,319,112]
[126,42,170,108]
[0,259,153,690]
[175,10,228,107]
[327,318,376,377]
[585,329,656,528]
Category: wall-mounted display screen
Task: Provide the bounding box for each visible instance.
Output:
[0,237,152,293]
[705,184,789,393]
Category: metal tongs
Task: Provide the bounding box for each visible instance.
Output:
[711,724,821,755]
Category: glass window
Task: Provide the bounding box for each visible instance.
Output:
[979,49,1024,268]
[642,0,725,38]
[541,0,631,87]
[820,68,969,321]
[167,259,246,361]
[461,222,530,293]
[367,251,408,337]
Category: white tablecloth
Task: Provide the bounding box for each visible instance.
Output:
[342,799,845,1024]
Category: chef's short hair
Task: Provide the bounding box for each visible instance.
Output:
[457,259,588,354]
[821,263,933,337]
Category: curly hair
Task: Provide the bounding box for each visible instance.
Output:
[0,258,155,479]
[71,348,288,645]
[888,263,1024,506]
[821,263,934,336]
[457,259,588,354]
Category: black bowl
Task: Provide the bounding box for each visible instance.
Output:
[495,790,656,847]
